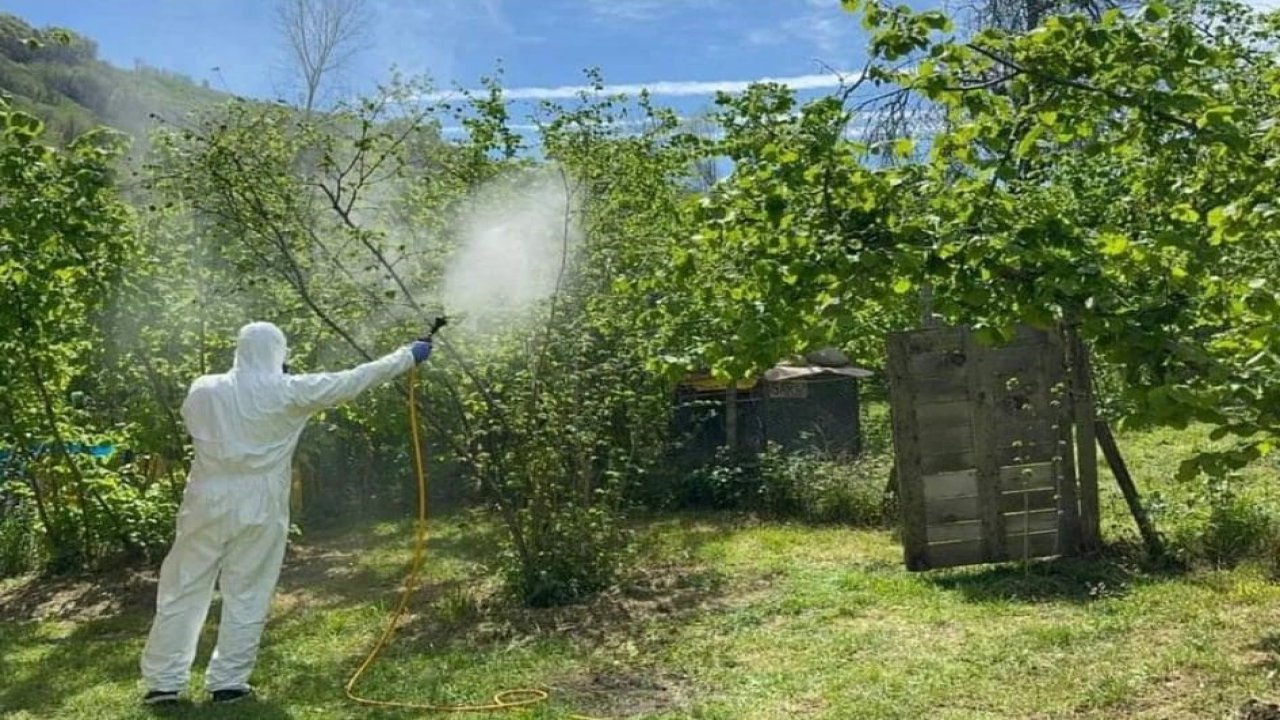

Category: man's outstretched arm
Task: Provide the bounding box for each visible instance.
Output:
[286,341,431,415]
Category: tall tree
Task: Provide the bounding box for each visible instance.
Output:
[275,0,371,113]
[963,0,1128,32]
[0,102,135,569]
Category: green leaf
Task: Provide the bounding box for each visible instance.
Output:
[1099,233,1130,256]
[1169,204,1200,223]
[1143,1,1170,21]
[1197,105,1242,130]
[1015,125,1045,156]
[919,11,953,32]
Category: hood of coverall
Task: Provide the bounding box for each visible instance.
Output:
[233,322,287,375]
[182,321,300,484]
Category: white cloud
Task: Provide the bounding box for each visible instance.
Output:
[439,116,666,135]
[365,0,518,83]
[438,107,933,145]
[423,71,861,102]
[746,27,786,45]
[437,120,611,137]
[743,1,858,59]
[793,15,850,56]
[580,0,724,23]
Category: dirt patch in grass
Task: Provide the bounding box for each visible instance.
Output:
[379,562,719,718]
[395,561,728,651]
[0,529,408,623]
[0,569,157,623]
[274,542,372,609]
[1239,699,1280,720]
[553,667,695,719]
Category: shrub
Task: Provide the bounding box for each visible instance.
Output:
[677,446,758,510]
[0,502,41,576]
[757,443,893,526]
[1166,478,1278,568]
[498,501,630,607]
[664,441,893,526]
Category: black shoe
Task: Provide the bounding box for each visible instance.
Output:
[210,687,254,704]
[143,690,180,706]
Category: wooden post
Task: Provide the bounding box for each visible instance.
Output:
[1046,329,1081,554]
[1067,327,1102,552]
[964,328,1004,562]
[1095,420,1165,559]
[725,383,738,454]
[886,333,929,570]
[920,284,939,328]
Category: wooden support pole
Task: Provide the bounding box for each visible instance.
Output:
[725,384,738,455]
[1095,420,1165,559]
[965,328,1005,562]
[883,463,897,500]
[1068,327,1102,552]
[887,333,929,570]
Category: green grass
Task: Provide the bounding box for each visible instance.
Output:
[2,424,1279,719]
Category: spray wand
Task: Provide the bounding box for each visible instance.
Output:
[422,315,449,343]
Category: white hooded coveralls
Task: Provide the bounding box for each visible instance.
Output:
[140,322,415,693]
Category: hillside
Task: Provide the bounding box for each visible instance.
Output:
[0,13,227,144]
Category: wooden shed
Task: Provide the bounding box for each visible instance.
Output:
[672,349,872,465]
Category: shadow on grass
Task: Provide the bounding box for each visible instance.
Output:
[1251,632,1280,675]
[0,615,288,719]
[266,513,739,719]
[1257,632,1280,654]
[0,513,508,718]
[926,543,1189,604]
[384,514,738,653]
[3,513,740,719]
[274,511,504,607]
[143,701,295,720]
[0,616,138,716]
[0,568,157,624]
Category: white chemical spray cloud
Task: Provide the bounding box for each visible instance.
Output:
[440,165,582,333]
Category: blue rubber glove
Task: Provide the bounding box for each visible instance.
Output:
[410,340,433,364]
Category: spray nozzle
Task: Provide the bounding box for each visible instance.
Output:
[424,315,449,341]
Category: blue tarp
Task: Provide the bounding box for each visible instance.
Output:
[0,443,116,464]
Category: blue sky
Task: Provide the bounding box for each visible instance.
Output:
[1,0,875,118]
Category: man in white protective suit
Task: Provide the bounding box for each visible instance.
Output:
[140,321,433,706]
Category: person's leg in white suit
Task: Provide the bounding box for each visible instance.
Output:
[204,517,288,693]
[140,509,224,693]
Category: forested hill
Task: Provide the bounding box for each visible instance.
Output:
[0,13,227,144]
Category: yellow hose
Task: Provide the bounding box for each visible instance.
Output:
[343,364,604,719]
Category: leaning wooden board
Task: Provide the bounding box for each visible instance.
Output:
[887,325,1098,571]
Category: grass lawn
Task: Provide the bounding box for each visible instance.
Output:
[2,424,1279,720]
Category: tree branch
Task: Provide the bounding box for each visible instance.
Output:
[966,43,1199,132]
